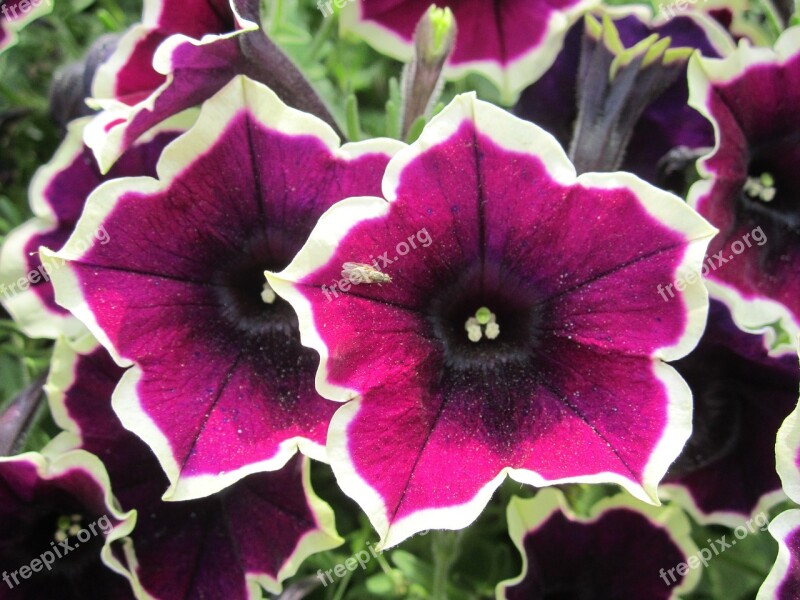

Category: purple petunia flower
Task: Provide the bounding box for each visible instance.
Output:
[0,114,191,339]
[0,450,134,599]
[267,93,716,547]
[340,0,598,102]
[687,27,800,350]
[496,489,699,598]
[513,6,733,185]
[661,300,799,525]
[45,76,403,500]
[45,334,343,599]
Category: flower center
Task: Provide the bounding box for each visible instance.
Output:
[54,513,84,543]
[464,306,500,342]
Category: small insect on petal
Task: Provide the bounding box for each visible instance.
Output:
[342,262,392,285]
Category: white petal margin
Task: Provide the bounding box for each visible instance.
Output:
[118,457,343,599]
[44,75,403,502]
[777,347,800,505]
[687,27,800,353]
[757,509,800,600]
[268,92,714,547]
[496,489,700,599]
[0,0,52,54]
[86,0,259,172]
[340,0,599,104]
[0,111,195,340]
[4,450,137,582]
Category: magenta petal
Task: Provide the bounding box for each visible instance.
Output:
[46,336,343,598]
[497,490,699,598]
[269,93,716,546]
[47,77,402,500]
[0,0,52,55]
[342,0,596,100]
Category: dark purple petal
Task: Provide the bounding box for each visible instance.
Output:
[688,28,800,349]
[47,335,342,599]
[662,300,799,524]
[0,452,134,599]
[497,490,699,599]
[48,76,401,499]
[268,93,715,546]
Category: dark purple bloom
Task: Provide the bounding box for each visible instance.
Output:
[496,489,699,598]
[0,116,186,339]
[759,510,800,600]
[268,93,716,547]
[661,300,799,524]
[45,334,343,599]
[688,28,800,349]
[46,76,402,499]
[0,451,134,599]
[341,0,596,101]
[514,7,733,184]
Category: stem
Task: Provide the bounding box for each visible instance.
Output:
[307,12,336,63]
[331,568,353,600]
[431,530,463,600]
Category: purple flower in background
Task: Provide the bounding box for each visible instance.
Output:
[496,489,699,599]
[46,76,402,500]
[0,115,190,339]
[514,7,733,185]
[45,335,342,599]
[688,27,800,349]
[268,93,715,547]
[0,451,134,599]
[661,300,799,524]
[341,0,597,101]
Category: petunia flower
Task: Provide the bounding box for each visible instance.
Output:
[0,450,135,599]
[86,0,341,172]
[513,6,733,185]
[687,27,800,350]
[44,76,403,500]
[340,0,598,103]
[267,92,716,547]
[777,360,800,506]
[660,300,799,525]
[758,510,800,600]
[0,113,192,339]
[0,0,51,55]
[495,489,699,599]
[45,333,343,599]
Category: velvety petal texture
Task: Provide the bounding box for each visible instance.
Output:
[514,6,733,185]
[268,93,716,547]
[758,510,800,600]
[0,450,134,599]
[341,0,598,102]
[496,489,699,599]
[661,300,799,525]
[45,334,343,599]
[0,0,52,55]
[0,114,190,339]
[688,27,800,350]
[45,76,402,501]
